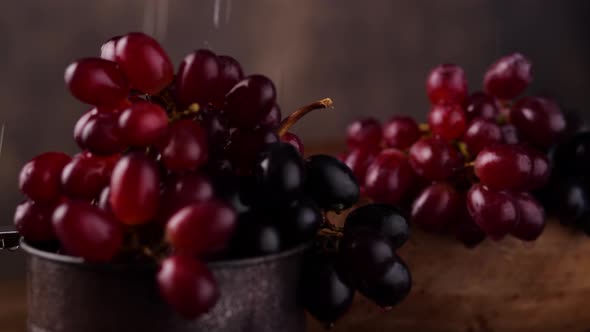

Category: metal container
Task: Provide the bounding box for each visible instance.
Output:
[21,240,308,332]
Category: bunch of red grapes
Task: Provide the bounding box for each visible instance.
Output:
[342,53,569,247]
[12,32,413,323]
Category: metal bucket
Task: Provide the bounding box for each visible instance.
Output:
[20,240,308,332]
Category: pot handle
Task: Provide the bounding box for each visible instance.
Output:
[0,230,20,251]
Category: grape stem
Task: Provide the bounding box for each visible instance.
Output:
[277,98,333,137]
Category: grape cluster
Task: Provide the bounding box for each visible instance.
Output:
[13,32,414,323]
[342,53,566,247]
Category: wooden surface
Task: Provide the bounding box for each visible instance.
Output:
[4,221,590,331]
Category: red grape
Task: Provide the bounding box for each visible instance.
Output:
[346,117,382,150]
[280,132,304,155]
[14,200,58,242]
[118,101,168,146]
[511,192,545,241]
[382,116,421,150]
[474,144,532,190]
[428,104,467,140]
[74,109,96,149]
[467,184,518,239]
[81,110,127,155]
[463,118,503,156]
[175,49,220,109]
[166,200,236,255]
[453,201,486,248]
[159,119,209,173]
[61,152,116,200]
[343,147,379,182]
[19,152,71,202]
[114,32,174,94]
[411,182,461,233]
[158,173,215,222]
[364,149,415,205]
[52,200,123,262]
[224,75,277,128]
[212,55,244,106]
[520,145,550,190]
[157,256,218,319]
[109,153,160,225]
[259,104,282,129]
[99,36,121,61]
[464,92,499,121]
[484,53,532,100]
[64,58,129,107]
[408,137,463,181]
[426,64,468,105]
[510,96,566,148]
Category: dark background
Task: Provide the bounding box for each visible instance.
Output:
[0,0,588,282]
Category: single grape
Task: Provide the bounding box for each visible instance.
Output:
[158,173,214,223]
[99,36,121,61]
[224,75,277,128]
[346,117,382,150]
[453,202,486,248]
[519,145,550,191]
[259,104,282,129]
[305,155,359,211]
[365,149,415,205]
[19,152,71,202]
[280,132,304,155]
[511,193,545,241]
[175,49,220,109]
[64,58,129,106]
[464,91,499,121]
[52,200,123,262]
[254,142,305,204]
[500,124,520,144]
[158,119,209,173]
[551,131,590,178]
[463,118,503,156]
[74,109,96,149]
[212,55,244,106]
[228,211,283,257]
[166,200,236,255]
[411,182,462,233]
[157,256,219,319]
[408,137,462,181]
[226,128,279,175]
[382,116,421,150]
[280,197,323,247]
[428,104,467,140]
[14,200,58,242]
[114,32,174,94]
[343,203,409,249]
[109,153,160,225]
[474,144,532,190]
[510,96,566,148]
[61,152,116,200]
[343,147,379,183]
[484,53,532,100]
[426,63,468,105]
[80,110,127,155]
[548,179,590,227]
[118,101,168,147]
[467,183,519,239]
[301,253,354,325]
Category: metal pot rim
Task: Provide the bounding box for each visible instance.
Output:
[20,239,310,270]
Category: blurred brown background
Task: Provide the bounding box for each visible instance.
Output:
[0,0,589,323]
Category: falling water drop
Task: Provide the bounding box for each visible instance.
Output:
[213,0,222,29]
[0,123,5,159]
